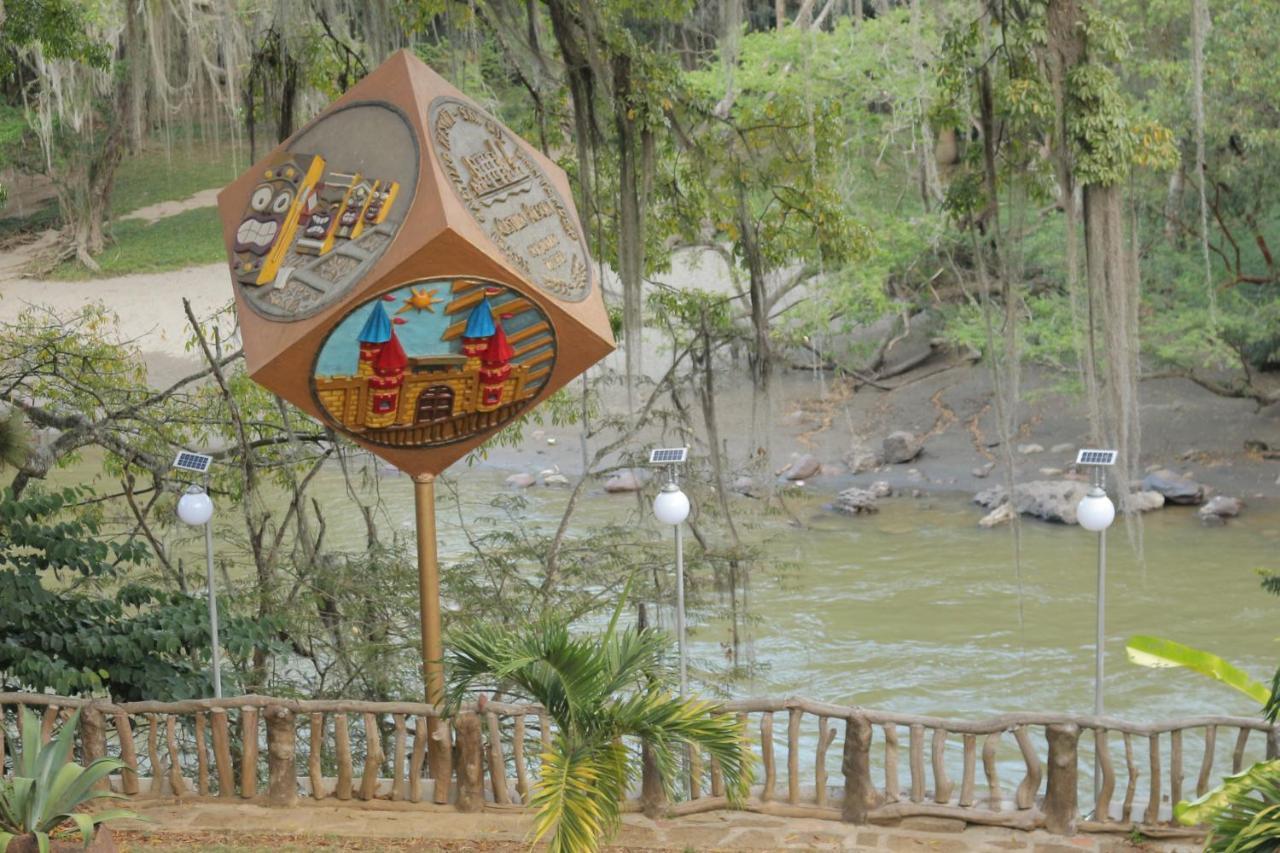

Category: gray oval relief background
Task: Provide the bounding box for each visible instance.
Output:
[233,101,419,322]
[428,96,591,303]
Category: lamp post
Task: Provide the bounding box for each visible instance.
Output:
[649,447,691,696]
[1075,448,1117,804]
[177,483,222,699]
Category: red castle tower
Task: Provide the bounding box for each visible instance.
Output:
[367,330,407,425]
[478,317,514,412]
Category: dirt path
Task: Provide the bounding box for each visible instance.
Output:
[114,799,1192,852]
[120,188,221,223]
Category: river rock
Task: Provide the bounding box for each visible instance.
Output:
[1050,443,1075,455]
[1198,495,1242,525]
[870,481,893,498]
[833,487,879,514]
[972,461,995,479]
[1039,467,1064,477]
[979,503,1017,528]
[778,453,822,480]
[505,472,536,488]
[1125,490,1165,512]
[732,475,757,495]
[820,462,847,477]
[1017,443,1045,455]
[1141,469,1205,505]
[973,480,1091,524]
[604,469,645,492]
[542,473,570,487]
[845,444,883,473]
[882,431,924,464]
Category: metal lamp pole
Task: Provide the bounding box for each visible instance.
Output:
[1075,450,1117,805]
[650,450,692,696]
[204,517,223,699]
[177,481,221,698]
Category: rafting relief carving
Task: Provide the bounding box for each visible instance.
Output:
[429,97,590,303]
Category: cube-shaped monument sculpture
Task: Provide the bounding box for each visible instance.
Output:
[216,51,614,477]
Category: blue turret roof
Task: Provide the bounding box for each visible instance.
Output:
[463,296,496,338]
[358,301,392,344]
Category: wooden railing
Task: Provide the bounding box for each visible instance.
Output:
[2,693,1276,838]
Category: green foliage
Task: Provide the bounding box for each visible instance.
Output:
[0,486,280,700]
[46,206,226,280]
[445,599,752,853]
[1174,760,1280,851]
[0,706,138,852]
[0,0,110,77]
[1124,635,1271,705]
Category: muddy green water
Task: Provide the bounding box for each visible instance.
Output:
[315,464,1276,724]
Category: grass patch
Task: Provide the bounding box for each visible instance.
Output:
[111,142,245,216]
[46,206,225,280]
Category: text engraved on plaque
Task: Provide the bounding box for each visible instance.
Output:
[429,97,590,303]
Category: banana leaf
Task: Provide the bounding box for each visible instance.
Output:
[1125,635,1270,704]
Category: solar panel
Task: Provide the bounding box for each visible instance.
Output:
[1075,449,1117,466]
[172,451,214,473]
[648,447,688,465]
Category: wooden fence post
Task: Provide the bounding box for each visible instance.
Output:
[240,707,259,799]
[209,709,235,797]
[841,714,874,824]
[265,706,297,807]
[112,713,140,796]
[79,705,109,792]
[1043,723,1079,835]
[455,712,485,813]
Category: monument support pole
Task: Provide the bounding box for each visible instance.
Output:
[414,473,452,802]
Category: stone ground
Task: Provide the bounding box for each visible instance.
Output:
[113,799,1203,852]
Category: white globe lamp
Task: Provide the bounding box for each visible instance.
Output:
[653,483,690,526]
[1076,487,1115,532]
[177,486,214,526]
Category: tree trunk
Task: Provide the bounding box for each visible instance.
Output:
[736,188,771,390]
[278,56,299,142]
[613,53,645,407]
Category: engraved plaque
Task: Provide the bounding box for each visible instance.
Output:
[428,97,590,303]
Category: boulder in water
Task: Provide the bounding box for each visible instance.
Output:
[882,431,924,464]
[1198,495,1242,525]
[505,472,536,488]
[979,503,1016,528]
[778,453,822,480]
[869,480,892,498]
[1051,442,1075,455]
[833,487,879,514]
[1125,490,1165,512]
[845,444,883,473]
[1017,443,1045,455]
[604,469,646,492]
[973,480,1091,524]
[1141,469,1205,505]
[542,473,570,487]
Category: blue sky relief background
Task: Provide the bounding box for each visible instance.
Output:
[314,280,546,377]
[315,283,457,376]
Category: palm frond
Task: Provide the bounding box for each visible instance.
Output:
[607,689,755,804]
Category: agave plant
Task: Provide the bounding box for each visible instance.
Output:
[1175,760,1280,852]
[0,706,137,852]
[445,596,754,853]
